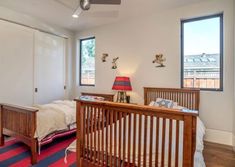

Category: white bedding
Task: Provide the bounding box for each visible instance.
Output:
[33,100,76,141]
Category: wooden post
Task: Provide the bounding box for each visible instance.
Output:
[144,88,147,105]
[77,101,82,167]
[31,139,37,164]
[0,105,4,146]
[30,112,37,164]
[183,115,194,167]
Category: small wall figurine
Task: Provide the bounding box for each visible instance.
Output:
[152,54,166,67]
[112,57,119,69]
[101,53,109,62]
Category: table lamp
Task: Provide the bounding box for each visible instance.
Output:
[112,76,132,103]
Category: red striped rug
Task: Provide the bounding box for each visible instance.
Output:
[0,135,76,167]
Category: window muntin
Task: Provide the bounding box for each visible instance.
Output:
[181,14,223,91]
[80,37,95,86]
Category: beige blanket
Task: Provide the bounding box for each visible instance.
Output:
[33,100,76,141]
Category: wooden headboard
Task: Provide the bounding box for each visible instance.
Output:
[144,87,200,110]
[81,92,114,102]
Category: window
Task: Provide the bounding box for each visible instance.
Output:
[181,14,223,91]
[80,37,95,86]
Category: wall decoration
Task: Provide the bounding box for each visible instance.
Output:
[101,53,109,62]
[152,54,166,67]
[112,57,119,69]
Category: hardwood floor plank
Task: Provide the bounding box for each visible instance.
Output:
[204,141,235,167]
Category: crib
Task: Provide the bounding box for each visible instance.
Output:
[75,87,200,167]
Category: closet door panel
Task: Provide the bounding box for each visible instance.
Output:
[0,20,34,106]
[34,31,65,104]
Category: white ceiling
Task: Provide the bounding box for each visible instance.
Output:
[0,0,204,32]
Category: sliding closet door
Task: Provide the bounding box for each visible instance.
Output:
[0,20,34,106]
[34,31,65,104]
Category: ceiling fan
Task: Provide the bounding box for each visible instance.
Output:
[73,0,121,18]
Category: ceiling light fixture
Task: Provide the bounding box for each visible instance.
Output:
[72,6,82,18]
[72,14,79,18]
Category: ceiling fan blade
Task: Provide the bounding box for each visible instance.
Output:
[90,0,121,5]
[84,10,119,18]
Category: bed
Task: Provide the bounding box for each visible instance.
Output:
[0,93,114,165]
[75,87,204,167]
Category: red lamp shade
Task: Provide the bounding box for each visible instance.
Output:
[112,76,132,91]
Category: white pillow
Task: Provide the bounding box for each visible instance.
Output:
[149,101,156,106]
[155,98,176,108]
[149,98,177,108]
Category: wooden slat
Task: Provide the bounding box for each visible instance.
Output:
[155,117,159,167]
[132,113,137,164]
[118,112,122,167]
[86,106,90,160]
[109,110,113,166]
[149,116,153,167]
[168,119,173,167]
[161,118,166,167]
[183,116,193,167]
[138,115,142,167]
[97,107,101,165]
[127,113,132,165]
[90,106,93,162]
[175,120,180,167]
[101,109,105,165]
[105,109,109,166]
[123,113,127,165]
[94,107,97,163]
[114,111,117,167]
[82,106,86,158]
[143,115,148,167]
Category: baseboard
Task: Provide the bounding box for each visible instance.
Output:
[204,129,233,146]
[233,134,235,152]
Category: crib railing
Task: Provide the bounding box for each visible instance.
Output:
[76,100,198,167]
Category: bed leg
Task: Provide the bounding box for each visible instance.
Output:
[0,110,4,146]
[0,134,4,146]
[30,139,37,165]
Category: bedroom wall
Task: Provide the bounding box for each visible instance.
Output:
[233,0,235,151]
[75,0,234,145]
[0,6,76,100]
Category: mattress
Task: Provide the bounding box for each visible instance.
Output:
[33,100,76,141]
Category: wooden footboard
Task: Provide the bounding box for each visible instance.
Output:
[76,100,198,167]
[0,103,38,164]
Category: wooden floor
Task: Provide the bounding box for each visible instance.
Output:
[204,141,235,167]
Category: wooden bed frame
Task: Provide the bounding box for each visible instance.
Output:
[0,93,114,165]
[75,88,200,167]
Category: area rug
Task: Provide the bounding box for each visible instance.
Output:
[0,135,76,167]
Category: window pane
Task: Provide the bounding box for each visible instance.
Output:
[80,37,95,85]
[182,15,222,90]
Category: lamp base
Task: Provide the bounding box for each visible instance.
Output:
[116,91,127,103]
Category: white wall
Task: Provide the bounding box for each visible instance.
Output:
[76,0,234,145]
[233,0,235,151]
[0,6,75,100]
